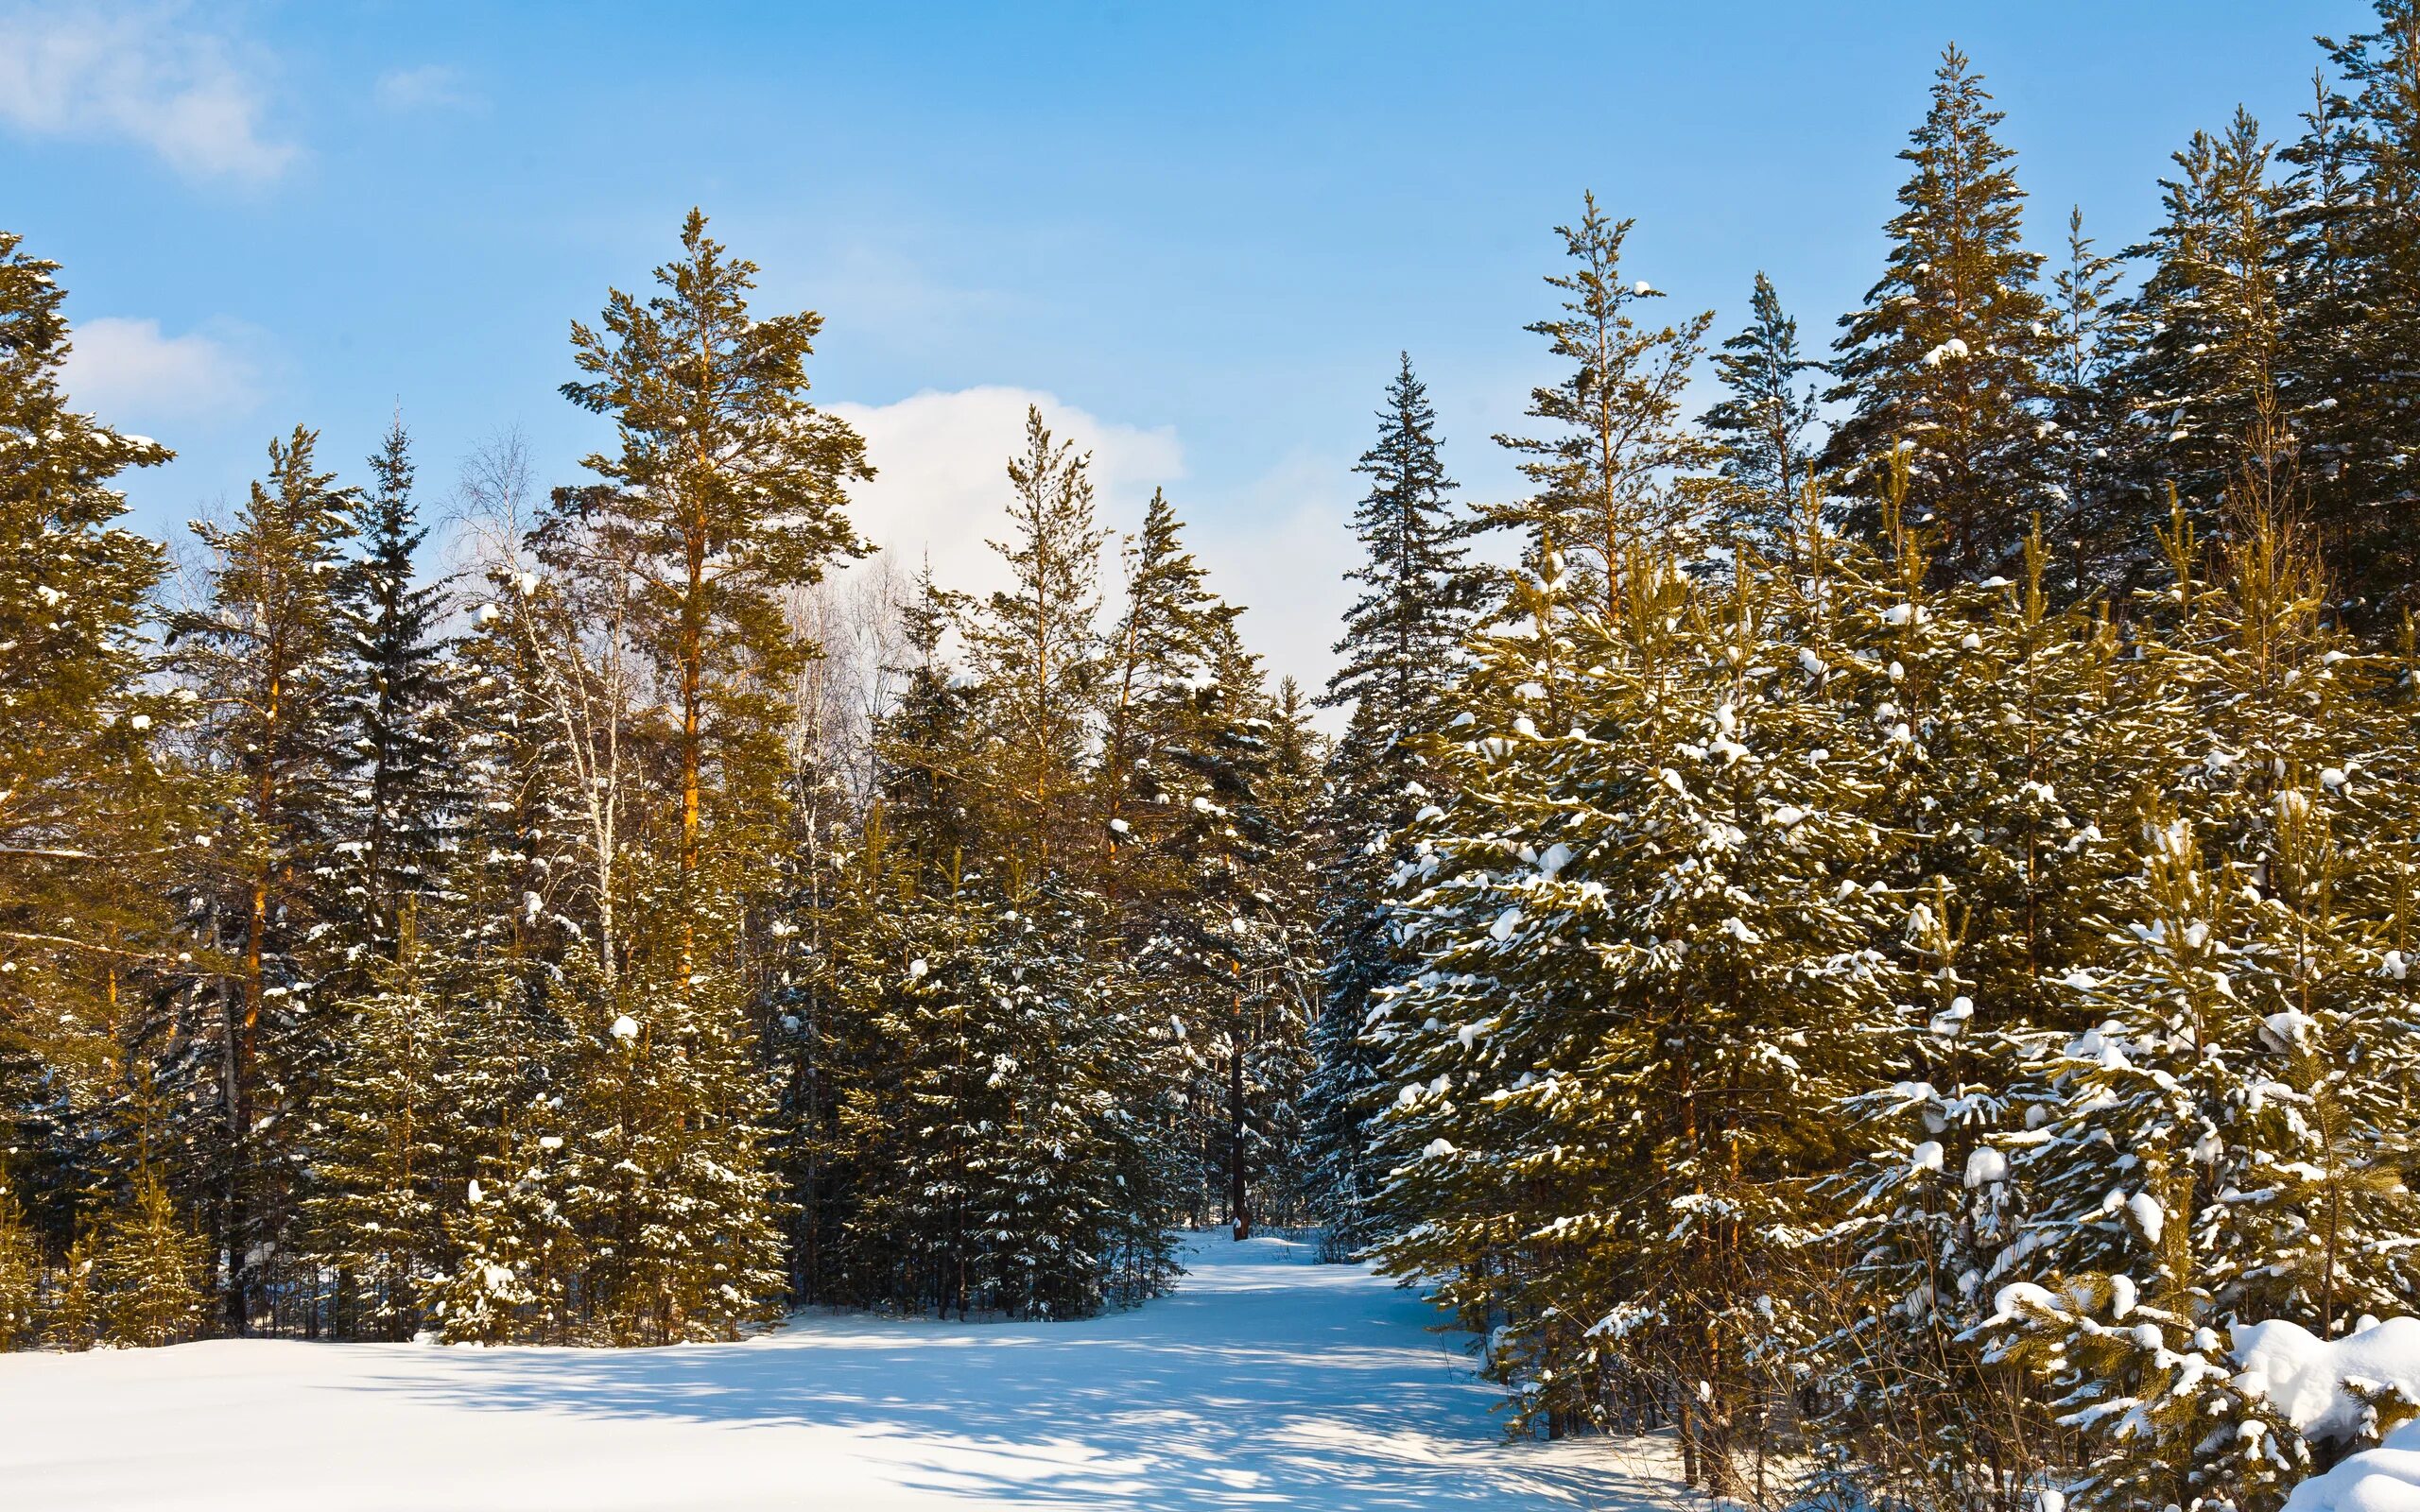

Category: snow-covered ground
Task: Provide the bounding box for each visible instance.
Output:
[0,1232,1671,1510]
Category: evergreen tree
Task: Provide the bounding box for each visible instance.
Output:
[326,415,455,969]
[0,1174,37,1350]
[2044,208,2147,598]
[559,207,872,898]
[1491,196,1720,608]
[1823,46,2054,578]
[1098,486,1233,913]
[93,1168,209,1348]
[2118,109,2297,534]
[2296,6,2420,617]
[0,230,192,1248]
[1310,355,1481,1252]
[559,894,788,1344]
[1703,273,1827,558]
[1325,353,1481,729]
[962,405,1107,869]
[305,903,450,1339]
[1371,541,1910,1474]
[172,425,358,1333]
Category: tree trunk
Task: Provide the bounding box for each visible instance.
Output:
[1228,1014,1251,1240]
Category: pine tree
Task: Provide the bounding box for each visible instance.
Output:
[172,424,358,1333]
[1703,273,1826,558]
[1491,196,1720,608]
[560,207,872,898]
[962,405,1107,869]
[1823,46,2054,578]
[0,231,192,1249]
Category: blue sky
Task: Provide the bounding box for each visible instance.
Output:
[1,0,2369,693]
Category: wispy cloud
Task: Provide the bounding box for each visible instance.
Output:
[0,2,295,181]
[374,63,475,114]
[60,316,261,425]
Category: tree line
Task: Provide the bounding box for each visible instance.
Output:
[5,11,2420,1512]
[1312,16,2420,1512]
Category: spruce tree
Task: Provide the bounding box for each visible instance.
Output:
[1310,354,1481,1252]
[2298,6,2420,616]
[93,1168,209,1348]
[326,416,455,969]
[305,902,449,1338]
[2117,109,2296,533]
[1703,273,1826,558]
[1325,353,1481,728]
[1492,196,1720,608]
[0,1175,36,1350]
[2044,208,2146,598]
[559,887,788,1344]
[1823,46,2054,578]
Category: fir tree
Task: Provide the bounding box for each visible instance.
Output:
[1703,273,1826,558]
[1823,46,2055,578]
[1491,195,1720,608]
[326,415,455,969]
[305,902,449,1339]
[2118,109,2296,533]
[1310,355,1481,1252]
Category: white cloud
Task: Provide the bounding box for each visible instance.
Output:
[828,386,1358,718]
[60,316,260,424]
[0,3,295,180]
[829,386,1183,609]
[1186,447,1358,712]
[374,63,474,113]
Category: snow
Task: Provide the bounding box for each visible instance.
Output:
[2286,1421,2420,1512]
[2238,1315,2420,1448]
[0,1233,1667,1511]
[2126,1191,2165,1245]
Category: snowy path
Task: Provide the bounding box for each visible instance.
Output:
[0,1233,1670,1510]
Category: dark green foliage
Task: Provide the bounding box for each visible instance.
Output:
[1823,46,2054,578]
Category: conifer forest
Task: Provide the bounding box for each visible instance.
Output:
[11,7,2420,1511]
